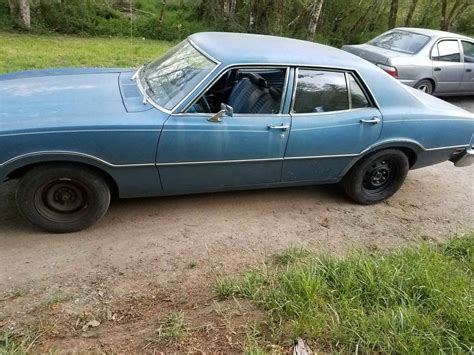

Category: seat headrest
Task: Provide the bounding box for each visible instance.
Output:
[246,73,268,88]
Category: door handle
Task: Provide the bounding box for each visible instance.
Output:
[360,117,381,124]
[434,67,442,71]
[268,124,289,131]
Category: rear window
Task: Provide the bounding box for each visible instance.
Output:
[369,30,431,54]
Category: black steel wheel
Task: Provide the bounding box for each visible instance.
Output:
[342,149,409,204]
[16,165,111,233]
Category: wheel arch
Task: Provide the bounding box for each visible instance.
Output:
[340,143,421,179]
[4,159,120,198]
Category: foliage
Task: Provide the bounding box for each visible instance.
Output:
[0,0,472,44]
[216,233,474,353]
[0,31,172,74]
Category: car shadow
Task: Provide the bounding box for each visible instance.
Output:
[0,180,348,235]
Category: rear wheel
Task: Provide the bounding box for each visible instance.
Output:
[342,149,409,205]
[16,165,111,233]
[414,79,433,95]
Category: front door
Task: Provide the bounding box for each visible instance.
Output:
[283,68,382,183]
[461,40,474,93]
[431,39,464,94]
[156,66,291,194]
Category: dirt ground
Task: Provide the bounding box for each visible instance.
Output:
[0,97,473,352]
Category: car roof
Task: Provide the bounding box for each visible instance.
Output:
[393,27,472,40]
[188,32,375,70]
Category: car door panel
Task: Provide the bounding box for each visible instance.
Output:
[461,40,474,93]
[157,114,291,193]
[283,108,382,182]
[431,39,464,93]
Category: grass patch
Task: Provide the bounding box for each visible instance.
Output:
[216,233,474,353]
[148,310,187,345]
[0,31,173,74]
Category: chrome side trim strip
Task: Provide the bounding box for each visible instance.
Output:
[0,151,155,168]
[0,129,162,138]
[2,145,469,169]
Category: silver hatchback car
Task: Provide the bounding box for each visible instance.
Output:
[342,27,474,96]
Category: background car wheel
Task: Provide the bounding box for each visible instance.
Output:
[414,79,433,95]
[16,165,111,233]
[342,149,409,205]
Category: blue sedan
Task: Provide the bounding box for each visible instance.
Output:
[1,32,473,233]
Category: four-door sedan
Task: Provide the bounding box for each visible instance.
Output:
[1,32,473,233]
[342,27,474,95]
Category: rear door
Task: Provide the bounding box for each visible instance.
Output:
[431,39,464,93]
[461,40,474,93]
[282,68,382,183]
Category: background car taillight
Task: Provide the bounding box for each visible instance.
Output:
[377,63,398,78]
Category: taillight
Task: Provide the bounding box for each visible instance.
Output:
[377,63,398,78]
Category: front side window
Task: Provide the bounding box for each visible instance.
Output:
[292,70,349,113]
[462,41,474,63]
[369,30,430,54]
[140,40,216,110]
[432,40,461,62]
[186,67,287,114]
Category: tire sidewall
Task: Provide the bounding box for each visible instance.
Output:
[16,165,111,233]
[344,150,409,205]
[415,79,433,95]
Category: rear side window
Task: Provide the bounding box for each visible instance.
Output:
[292,70,349,113]
[462,41,474,63]
[292,69,371,114]
[348,74,369,109]
[432,40,461,62]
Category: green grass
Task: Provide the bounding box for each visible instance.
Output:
[147,310,187,345]
[216,233,474,353]
[0,31,173,74]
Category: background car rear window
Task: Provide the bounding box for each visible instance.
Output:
[293,70,349,114]
[432,40,461,62]
[368,30,430,54]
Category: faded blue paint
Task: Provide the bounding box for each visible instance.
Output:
[0,33,473,198]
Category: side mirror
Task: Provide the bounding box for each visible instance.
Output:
[208,103,233,122]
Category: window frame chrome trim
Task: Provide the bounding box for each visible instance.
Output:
[290,67,376,115]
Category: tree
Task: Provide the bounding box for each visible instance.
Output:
[404,0,418,26]
[388,0,399,28]
[307,0,324,41]
[7,0,30,29]
[159,0,166,25]
[441,0,472,31]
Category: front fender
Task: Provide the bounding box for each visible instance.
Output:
[0,151,163,198]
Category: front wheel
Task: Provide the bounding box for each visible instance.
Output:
[342,149,409,205]
[16,165,111,233]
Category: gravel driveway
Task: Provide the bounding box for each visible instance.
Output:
[1,97,473,290]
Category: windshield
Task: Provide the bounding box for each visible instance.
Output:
[369,30,431,54]
[139,40,216,110]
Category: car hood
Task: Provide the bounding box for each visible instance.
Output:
[0,68,145,133]
[341,43,412,65]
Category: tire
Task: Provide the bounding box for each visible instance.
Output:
[16,165,111,233]
[342,149,409,205]
[414,79,433,95]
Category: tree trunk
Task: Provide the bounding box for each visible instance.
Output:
[388,0,398,29]
[440,0,448,30]
[223,0,230,18]
[404,0,418,26]
[307,0,324,41]
[8,0,30,28]
[248,0,256,29]
[159,0,166,25]
[230,0,237,14]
